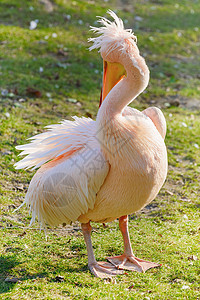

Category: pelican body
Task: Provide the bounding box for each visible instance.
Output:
[15,11,168,278]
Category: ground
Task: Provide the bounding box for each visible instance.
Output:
[0,0,200,299]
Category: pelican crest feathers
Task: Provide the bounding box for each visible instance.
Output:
[89,10,137,54]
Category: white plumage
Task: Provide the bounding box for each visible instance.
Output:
[15,117,109,226]
[15,10,168,278]
[15,117,95,170]
[89,10,137,53]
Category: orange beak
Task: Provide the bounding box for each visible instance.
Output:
[99,61,126,107]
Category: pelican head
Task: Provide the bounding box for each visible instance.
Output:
[89,10,149,103]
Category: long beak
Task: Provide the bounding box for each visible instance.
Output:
[99,61,126,107]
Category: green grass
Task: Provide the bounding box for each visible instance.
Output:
[0,0,200,299]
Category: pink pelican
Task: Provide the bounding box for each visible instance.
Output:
[15,10,168,278]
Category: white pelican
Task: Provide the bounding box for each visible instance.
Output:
[15,10,168,278]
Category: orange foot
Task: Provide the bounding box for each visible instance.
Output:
[88,261,124,278]
[107,254,161,273]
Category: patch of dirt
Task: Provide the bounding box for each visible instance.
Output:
[117,0,135,13]
[138,201,161,215]
[39,0,54,13]
[148,96,200,110]
[179,98,200,110]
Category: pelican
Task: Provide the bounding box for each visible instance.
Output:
[15,10,168,278]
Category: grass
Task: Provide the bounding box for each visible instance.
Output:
[0,0,200,299]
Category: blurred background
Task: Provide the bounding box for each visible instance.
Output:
[0,0,199,115]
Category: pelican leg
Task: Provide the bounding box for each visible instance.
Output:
[81,222,124,278]
[107,215,161,272]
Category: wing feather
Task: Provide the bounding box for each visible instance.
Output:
[15,117,96,170]
[15,117,109,227]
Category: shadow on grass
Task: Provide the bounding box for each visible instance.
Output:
[0,254,53,294]
[0,255,21,293]
[0,253,90,293]
[0,255,21,276]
